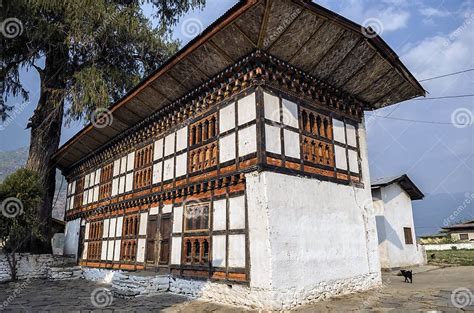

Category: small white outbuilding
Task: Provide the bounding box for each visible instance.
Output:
[372,175,426,269]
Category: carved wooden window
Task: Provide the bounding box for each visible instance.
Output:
[134,145,153,189]
[189,142,218,173]
[120,214,139,262]
[120,239,137,262]
[300,108,332,140]
[184,203,210,231]
[302,136,334,167]
[182,236,209,265]
[403,227,413,245]
[87,221,103,260]
[189,113,218,146]
[73,176,84,209]
[99,163,113,200]
[123,214,139,237]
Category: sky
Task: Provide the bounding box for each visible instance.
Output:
[1,0,473,235]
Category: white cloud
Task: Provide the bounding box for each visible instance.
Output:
[419,7,451,18]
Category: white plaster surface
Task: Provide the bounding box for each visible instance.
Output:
[228,234,246,268]
[335,145,347,170]
[172,206,183,233]
[175,152,187,177]
[229,195,245,230]
[113,159,120,176]
[153,161,163,184]
[139,212,148,236]
[212,235,226,267]
[110,217,117,237]
[85,223,90,240]
[265,124,281,154]
[281,98,299,128]
[219,102,235,133]
[120,156,127,174]
[116,217,123,237]
[149,206,159,215]
[127,152,135,172]
[101,240,107,260]
[176,126,188,151]
[114,240,121,261]
[348,149,359,173]
[333,118,346,143]
[171,237,182,264]
[137,238,146,262]
[283,129,300,159]
[103,218,110,238]
[154,138,164,160]
[346,124,357,147]
[219,132,236,163]
[237,92,256,126]
[164,133,175,157]
[64,218,81,260]
[111,178,119,196]
[107,240,114,261]
[125,172,133,192]
[163,157,174,181]
[162,204,173,214]
[264,92,280,123]
[212,198,227,231]
[238,124,257,157]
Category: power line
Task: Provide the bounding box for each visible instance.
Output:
[414,94,474,100]
[365,113,469,125]
[419,68,474,82]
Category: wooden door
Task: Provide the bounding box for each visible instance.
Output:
[78,225,85,263]
[159,214,171,265]
[146,215,158,264]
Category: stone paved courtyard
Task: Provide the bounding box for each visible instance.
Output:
[0,266,473,312]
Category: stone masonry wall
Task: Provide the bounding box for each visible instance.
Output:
[0,253,75,282]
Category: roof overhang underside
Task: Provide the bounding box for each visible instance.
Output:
[54,0,425,171]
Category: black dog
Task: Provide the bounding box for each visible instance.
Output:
[400,270,413,283]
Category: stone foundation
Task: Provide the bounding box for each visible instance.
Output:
[0,253,75,282]
[169,272,381,310]
[47,266,83,280]
[111,272,169,298]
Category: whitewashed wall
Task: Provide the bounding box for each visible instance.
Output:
[243,121,381,308]
[375,183,425,268]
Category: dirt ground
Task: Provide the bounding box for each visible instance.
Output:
[0,266,472,312]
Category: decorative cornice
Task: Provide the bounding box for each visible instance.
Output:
[66,50,364,179]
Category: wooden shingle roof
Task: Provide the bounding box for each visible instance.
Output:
[54,0,425,171]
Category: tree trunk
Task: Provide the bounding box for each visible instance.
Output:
[26,51,66,254]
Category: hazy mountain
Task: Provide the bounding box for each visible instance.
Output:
[0,147,66,220]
